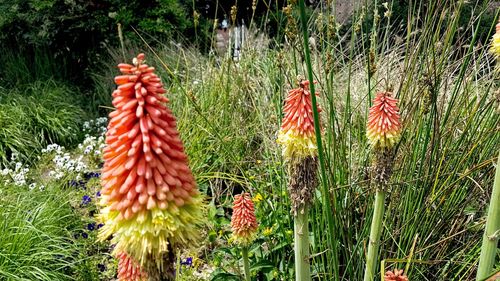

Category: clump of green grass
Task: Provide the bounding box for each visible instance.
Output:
[0,183,80,281]
[0,79,85,165]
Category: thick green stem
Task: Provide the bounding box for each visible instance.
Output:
[242,247,251,281]
[295,207,311,281]
[297,0,339,278]
[363,190,387,281]
[476,151,500,280]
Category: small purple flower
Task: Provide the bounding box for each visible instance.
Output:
[82,232,88,239]
[81,195,91,205]
[87,223,96,231]
[181,257,193,266]
[97,223,104,229]
[84,172,101,180]
[96,191,101,197]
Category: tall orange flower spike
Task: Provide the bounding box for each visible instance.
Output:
[277,80,320,160]
[366,91,401,149]
[117,252,148,281]
[384,269,409,281]
[98,53,203,268]
[231,192,259,245]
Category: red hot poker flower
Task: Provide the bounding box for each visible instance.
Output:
[277,80,321,160]
[98,53,204,269]
[231,192,259,244]
[366,91,401,149]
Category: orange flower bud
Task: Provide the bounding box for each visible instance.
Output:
[367,91,401,149]
[384,269,409,281]
[277,80,321,160]
[231,193,258,244]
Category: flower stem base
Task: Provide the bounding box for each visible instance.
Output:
[294,206,311,281]
[364,190,386,281]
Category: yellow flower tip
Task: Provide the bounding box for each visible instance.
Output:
[490,20,500,58]
[99,195,205,265]
[366,91,401,149]
[277,129,317,159]
[278,81,321,160]
[231,193,259,245]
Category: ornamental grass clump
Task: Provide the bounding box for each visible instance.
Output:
[231,192,258,281]
[476,19,500,281]
[98,53,204,280]
[363,91,401,281]
[277,80,320,281]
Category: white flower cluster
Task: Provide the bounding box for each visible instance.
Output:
[0,117,108,189]
[80,117,107,157]
[45,148,88,180]
[29,182,45,191]
[78,135,106,156]
[42,143,64,154]
[1,160,30,186]
[83,117,108,135]
[0,152,43,190]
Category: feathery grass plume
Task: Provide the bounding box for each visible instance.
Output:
[117,252,148,281]
[231,192,258,245]
[98,53,204,280]
[283,4,299,45]
[490,20,500,58]
[384,269,409,281]
[364,91,401,281]
[277,80,320,281]
[231,192,258,281]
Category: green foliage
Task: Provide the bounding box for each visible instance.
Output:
[0,183,80,281]
[0,80,85,165]
[115,0,192,37]
[0,0,208,87]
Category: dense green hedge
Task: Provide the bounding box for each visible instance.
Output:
[0,0,210,86]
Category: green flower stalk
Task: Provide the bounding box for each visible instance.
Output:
[476,151,500,280]
[364,92,402,281]
[476,19,500,281]
[277,80,320,281]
